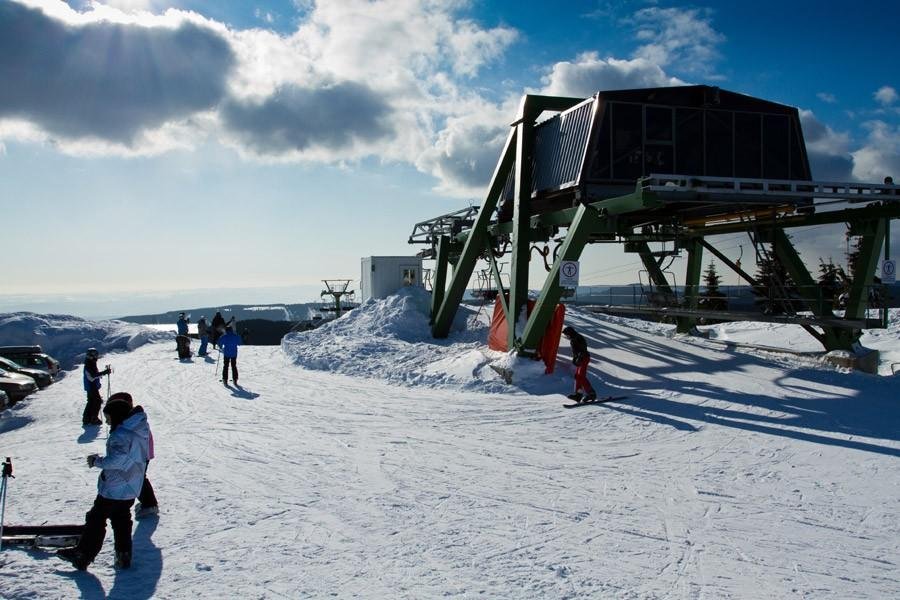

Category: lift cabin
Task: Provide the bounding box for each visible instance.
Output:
[413,85,900,362]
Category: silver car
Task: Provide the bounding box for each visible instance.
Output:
[0,367,38,404]
[0,356,52,388]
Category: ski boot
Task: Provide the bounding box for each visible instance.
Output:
[583,392,598,403]
[566,393,584,402]
[135,503,159,520]
[57,547,90,571]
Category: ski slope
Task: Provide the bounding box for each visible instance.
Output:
[1,296,899,599]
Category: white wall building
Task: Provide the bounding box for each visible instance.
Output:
[360,256,423,302]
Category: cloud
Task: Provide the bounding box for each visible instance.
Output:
[539,52,684,97]
[874,85,897,106]
[799,109,854,180]
[220,82,394,156]
[0,1,235,145]
[415,99,513,197]
[629,7,724,77]
[851,120,900,182]
[817,92,837,104]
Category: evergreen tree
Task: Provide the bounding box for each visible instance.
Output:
[752,251,798,315]
[699,261,728,311]
[816,258,841,310]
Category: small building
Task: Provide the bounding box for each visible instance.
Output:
[360,256,423,302]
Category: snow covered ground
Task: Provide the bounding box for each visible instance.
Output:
[1,292,898,599]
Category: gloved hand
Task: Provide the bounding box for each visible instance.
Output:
[86,454,100,468]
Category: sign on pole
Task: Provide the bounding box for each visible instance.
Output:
[882,259,896,284]
[559,260,579,288]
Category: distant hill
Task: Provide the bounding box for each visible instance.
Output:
[119,302,358,325]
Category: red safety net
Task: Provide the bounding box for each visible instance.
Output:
[487,295,566,373]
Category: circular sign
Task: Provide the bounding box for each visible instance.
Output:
[562,262,578,278]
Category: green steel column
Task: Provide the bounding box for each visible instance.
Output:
[768,228,847,350]
[677,238,704,333]
[430,235,450,323]
[508,109,535,349]
[637,243,676,295]
[486,245,510,321]
[431,128,517,338]
[520,204,601,352]
[844,219,886,320]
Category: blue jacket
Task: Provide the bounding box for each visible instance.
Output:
[93,410,150,500]
[218,331,241,358]
[83,360,102,392]
[176,317,189,335]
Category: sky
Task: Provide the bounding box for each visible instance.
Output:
[1,0,899,308]
[1,300,898,597]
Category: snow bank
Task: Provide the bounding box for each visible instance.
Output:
[281,288,514,391]
[0,312,172,369]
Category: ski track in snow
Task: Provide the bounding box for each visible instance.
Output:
[0,307,899,598]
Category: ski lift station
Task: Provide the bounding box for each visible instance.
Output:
[360,256,424,302]
[409,85,900,369]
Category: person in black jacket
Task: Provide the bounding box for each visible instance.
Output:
[82,348,111,426]
[562,326,597,402]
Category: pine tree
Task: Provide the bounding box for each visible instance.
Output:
[699,261,727,311]
[816,258,841,310]
[752,252,798,315]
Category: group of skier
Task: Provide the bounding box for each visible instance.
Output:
[176,311,242,384]
[59,354,159,571]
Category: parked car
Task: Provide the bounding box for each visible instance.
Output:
[0,356,52,388]
[0,367,39,404]
[0,389,8,410]
[0,345,61,377]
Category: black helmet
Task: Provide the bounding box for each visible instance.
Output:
[562,326,575,337]
[86,348,99,360]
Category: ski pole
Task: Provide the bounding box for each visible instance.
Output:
[0,457,13,548]
[106,364,111,401]
[215,348,221,379]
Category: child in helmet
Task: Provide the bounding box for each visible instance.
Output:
[561,326,597,402]
[57,397,149,571]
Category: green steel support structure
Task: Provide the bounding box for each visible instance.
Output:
[425,90,900,355]
[431,128,517,338]
[431,95,581,340]
[519,205,602,353]
[430,235,450,323]
[678,238,705,334]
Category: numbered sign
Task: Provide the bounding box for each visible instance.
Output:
[883,259,896,284]
[559,260,579,288]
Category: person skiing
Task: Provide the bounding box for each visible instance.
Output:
[82,348,111,426]
[176,312,189,336]
[197,316,209,357]
[109,392,159,520]
[561,326,597,402]
[218,325,241,385]
[211,311,226,348]
[57,398,148,571]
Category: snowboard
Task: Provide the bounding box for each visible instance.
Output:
[563,395,627,408]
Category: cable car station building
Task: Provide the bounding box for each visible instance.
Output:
[410,86,900,361]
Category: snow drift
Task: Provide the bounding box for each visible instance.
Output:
[0,312,172,369]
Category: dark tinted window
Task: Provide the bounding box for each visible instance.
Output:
[588,108,612,178]
[645,106,673,142]
[705,110,733,176]
[763,115,789,179]
[675,108,703,175]
[612,103,643,180]
[734,112,762,178]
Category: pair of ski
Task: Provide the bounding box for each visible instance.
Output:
[1,524,83,549]
[562,395,627,408]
